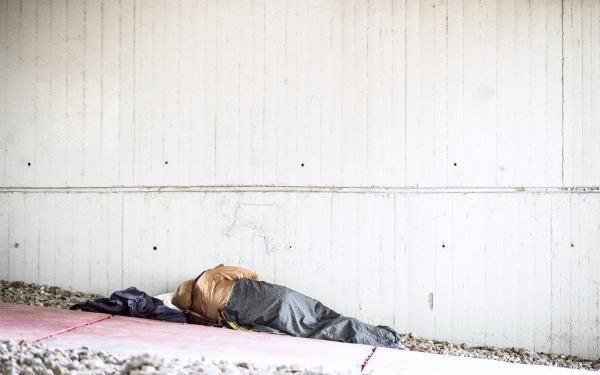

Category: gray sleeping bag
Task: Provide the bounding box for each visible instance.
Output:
[221,278,402,348]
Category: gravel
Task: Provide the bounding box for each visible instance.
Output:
[0,340,362,375]
[399,332,600,371]
[2,280,599,372]
[0,280,103,310]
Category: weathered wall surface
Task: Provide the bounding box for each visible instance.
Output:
[1,0,599,359]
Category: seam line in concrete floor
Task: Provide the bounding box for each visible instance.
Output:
[28,314,112,343]
[360,347,377,372]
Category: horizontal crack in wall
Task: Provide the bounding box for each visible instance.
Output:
[0,186,599,194]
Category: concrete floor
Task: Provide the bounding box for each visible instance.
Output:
[0,302,590,375]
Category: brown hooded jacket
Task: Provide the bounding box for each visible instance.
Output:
[171,264,259,325]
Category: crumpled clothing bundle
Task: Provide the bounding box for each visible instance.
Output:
[71,286,187,324]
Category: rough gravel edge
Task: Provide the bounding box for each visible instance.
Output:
[2,280,599,372]
[0,340,364,375]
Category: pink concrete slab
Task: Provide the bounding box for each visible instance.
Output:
[40,314,373,371]
[363,347,590,375]
[0,302,110,342]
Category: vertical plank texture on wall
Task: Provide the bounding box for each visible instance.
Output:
[592,0,600,184]
[533,195,552,353]
[119,0,136,186]
[341,0,355,187]
[53,193,72,291]
[435,194,452,343]
[101,0,120,187]
[7,194,24,282]
[586,195,600,358]
[83,0,102,187]
[163,0,180,186]
[484,194,502,346]
[23,194,40,285]
[404,0,419,187]
[0,193,7,281]
[447,0,464,186]
[151,0,165,187]
[433,0,448,187]
[0,0,6,187]
[20,0,36,187]
[0,0,599,188]
[49,0,67,187]
[418,0,435,188]
[37,194,55,287]
[71,194,91,294]
[545,0,563,187]
[189,0,203,186]
[66,0,85,187]
[5,0,20,188]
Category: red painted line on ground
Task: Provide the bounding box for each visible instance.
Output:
[28,314,112,343]
[360,347,377,372]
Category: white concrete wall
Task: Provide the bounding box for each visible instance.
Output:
[1,0,599,359]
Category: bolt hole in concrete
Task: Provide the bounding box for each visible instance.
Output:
[571,243,574,247]
[453,163,457,166]
[301,163,304,167]
[153,246,157,250]
[442,244,445,248]
[165,161,168,164]
[27,162,31,166]
[14,243,19,248]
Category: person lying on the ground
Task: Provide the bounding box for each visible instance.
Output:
[171,264,403,349]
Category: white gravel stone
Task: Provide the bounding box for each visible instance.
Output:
[0,340,368,375]
[0,280,103,309]
[399,334,600,371]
